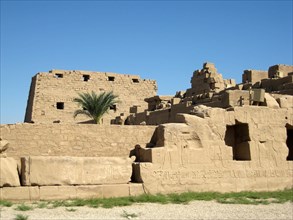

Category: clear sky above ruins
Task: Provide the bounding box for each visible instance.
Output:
[0,0,292,124]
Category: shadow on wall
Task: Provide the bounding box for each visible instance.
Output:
[77,120,96,124]
[224,122,251,161]
[286,124,293,161]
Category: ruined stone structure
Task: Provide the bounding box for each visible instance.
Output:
[186,62,236,97]
[127,63,293,125]
[24,70,157,124]
[133,107,293,193]
[0,62,292,201]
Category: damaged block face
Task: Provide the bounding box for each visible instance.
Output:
[242,70,268,85]
[222,90,250,107]
[0,157,21,187]
[0,139,9,154]
[251,89,265,102]
[21,156,134,186]
[276,95,293,108]
[263,93,280,109]
[187,63,232,97]
[268,64,293,78]
[203,62,217,73]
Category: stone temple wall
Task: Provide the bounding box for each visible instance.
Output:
[133,106,293,194]
[1,106,292,200]
[0,124,156,159]
[1,123,155,200]
[24,70,157,124]
[1,64,293,201]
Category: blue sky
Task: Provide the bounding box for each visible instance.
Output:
[1,0,292,124]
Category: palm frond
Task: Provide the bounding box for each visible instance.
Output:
[73,91,119,124]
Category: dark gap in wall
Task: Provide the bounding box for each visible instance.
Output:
[108,76,115,81]
[225,123,251,160]
[110,105,117,112]
[83,75,90,82]
[286,124,293,160]
[56,102,64,110]
[55,73,63,78]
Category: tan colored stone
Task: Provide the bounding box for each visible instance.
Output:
[129,183,145,196]
[0,187,39,201]
[268,64,293,78]
[264,93,280,108]
[0,184,144,201]
[75,185,103,199]
[132,107,293,194]
[189,105,211,118]
[24,70,157,124]
[40,186,77,200]
[0,139,9,154]
[0,157,20,187]
[22,156,133,186]
[277,95,293,108]
[102,184,130,198]
[0,124,156,158]
[242,70,268,84]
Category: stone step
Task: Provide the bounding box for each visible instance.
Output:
[0,183,144,201]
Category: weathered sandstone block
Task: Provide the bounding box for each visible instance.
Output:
[21,156,134,186]
[264,93,280,108]
[0,186,39,201]
[0,138,9,153]
[0,184,145,201]
[0,157,20,187]
[277,95,293,108]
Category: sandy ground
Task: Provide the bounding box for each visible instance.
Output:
[0,201,292,220]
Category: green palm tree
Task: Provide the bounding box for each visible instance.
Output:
[73,91,119,124]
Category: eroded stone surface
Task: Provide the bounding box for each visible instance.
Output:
[134,107,293,194]
[24,70,157,124]
[0,157,20,187]
[21,156,134,186]
[264,93,280,108]
[0,124,156,158]
[0,184,144,201]
[0,138,9,157]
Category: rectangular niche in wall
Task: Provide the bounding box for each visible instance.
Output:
[110,105,117,112]
[55,73,63,78]
[286,125,293,161]
[225,122,251,160]
[108,76,115,81]
[83,74,90,82]
[56,102,64,110]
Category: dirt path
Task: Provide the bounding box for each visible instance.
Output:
[1,201,292,220]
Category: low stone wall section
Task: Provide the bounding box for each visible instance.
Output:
[0,183,144,201]
[0,124,157,158]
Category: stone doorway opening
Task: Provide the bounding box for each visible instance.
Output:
[225,122,251,161]
[286,124,293,161]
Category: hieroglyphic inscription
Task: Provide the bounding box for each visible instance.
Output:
[153,169,292,180]
[74,87,89,91]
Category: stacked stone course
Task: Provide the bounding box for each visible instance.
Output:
[0,124,156,158]
[25,70,157,124]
